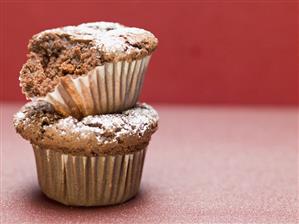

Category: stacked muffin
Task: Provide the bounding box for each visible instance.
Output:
[13,22,159,206]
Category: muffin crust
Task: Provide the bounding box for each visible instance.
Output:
[14,101,159,156]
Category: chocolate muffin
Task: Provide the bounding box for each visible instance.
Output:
[19,22,158,118]
[14,100,159,206]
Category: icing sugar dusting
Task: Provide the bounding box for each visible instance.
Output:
[13,101,159,154]
[15,111,25,120]
[36,22,155,54]
[47,103,158,144]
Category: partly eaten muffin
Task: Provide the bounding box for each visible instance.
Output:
[20,22,158,98]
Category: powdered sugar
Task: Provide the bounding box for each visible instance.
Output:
[14,101,158,154]
[15,111,25,120]
[15,102,159,145]
[35,22,156,55]
[49,104,158,143]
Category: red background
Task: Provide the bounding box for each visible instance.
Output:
[1,1,297,105]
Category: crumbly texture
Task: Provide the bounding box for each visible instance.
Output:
[20,22,158,98]
[13,101,159,156]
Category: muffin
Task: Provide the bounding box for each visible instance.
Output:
[19,22,158,119]
[13,101,158,206]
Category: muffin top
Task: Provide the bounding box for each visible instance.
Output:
[14,101,159,156]
[20,22,158,98]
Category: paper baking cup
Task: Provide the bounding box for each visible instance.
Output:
[40,56,151,118]
[32,145,147,206]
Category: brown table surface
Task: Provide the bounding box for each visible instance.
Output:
[1,103,297,224]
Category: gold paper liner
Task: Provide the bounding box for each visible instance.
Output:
[40,56,151,118]
[32,145,147,206]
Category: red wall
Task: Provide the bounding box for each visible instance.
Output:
[1,1,297,105]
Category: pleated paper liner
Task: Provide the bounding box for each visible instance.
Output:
[39,55,151,119]
[33,145,147,206]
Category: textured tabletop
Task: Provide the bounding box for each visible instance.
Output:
[1,104,298,223]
